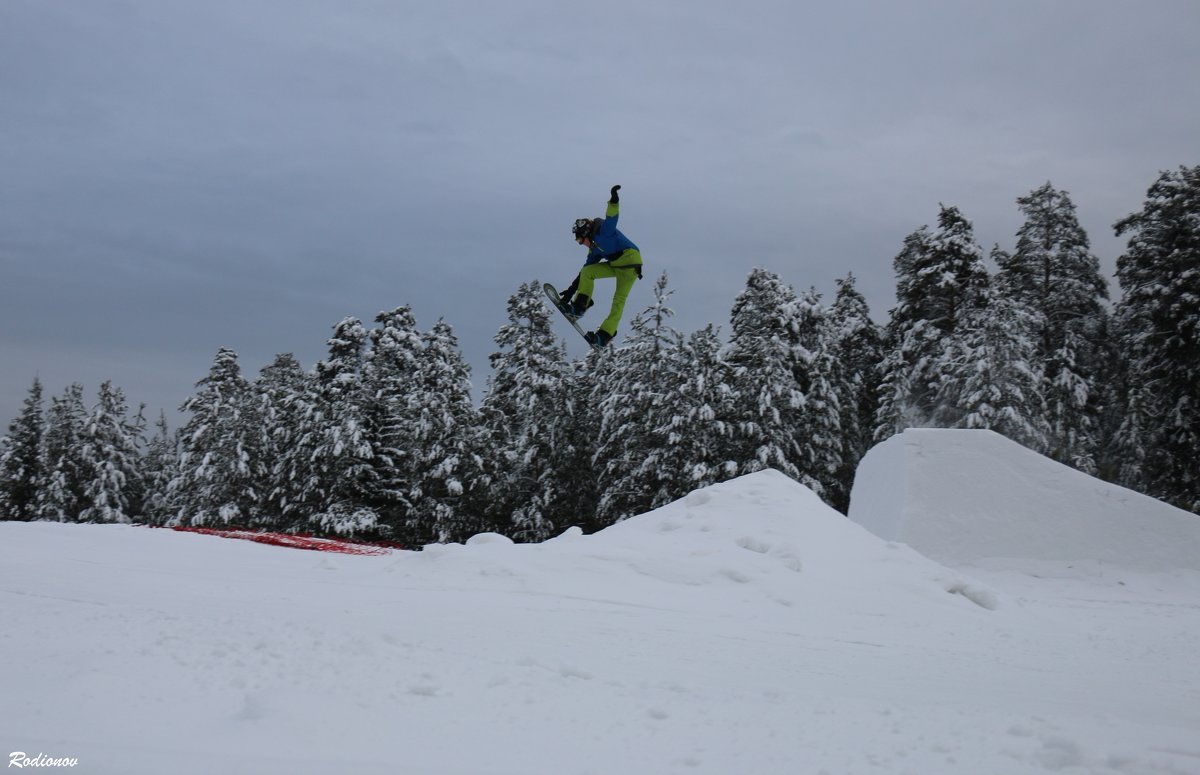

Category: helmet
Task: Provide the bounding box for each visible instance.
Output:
[572,217,601,240]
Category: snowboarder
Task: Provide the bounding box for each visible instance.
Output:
[556,185,644,348]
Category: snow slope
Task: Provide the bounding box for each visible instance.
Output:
[3,467,1200,774]
[848,428,1200,570]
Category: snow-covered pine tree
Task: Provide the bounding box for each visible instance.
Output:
[1042,325,1102,472]
[935,289,1049,449]
[874,320,939,440]
[306,317,381,537]
[878,229,937,437]
[1108,381,1149,491]
[37,383,89,521]
[171,349,261,526]
[77,381,144,523]
[554,357,603,533]
[997,182,1109,469]
[1112,164,1200,512]
[791,288,846,509]
[480,281,571,541]
[652,323,738,496]
[828,275,883,507]
[876,205,989,436]
[362,306,427,535]
[893,207,989,333]
[581,352,626,523]
[0,378,45,521]
[593,273,688,521]
[725,268,807,486]
[0,436,9,518]
[1093,314,1133,483]
[139,411,179,525]
[1003,183,1108,326]
[404,319,486,544]
[254,353,311,529]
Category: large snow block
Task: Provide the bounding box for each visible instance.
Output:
[848,428,1200,570]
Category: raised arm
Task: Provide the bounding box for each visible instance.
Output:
[600,184,621,236]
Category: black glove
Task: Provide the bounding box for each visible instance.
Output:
[609,185,621,203]
[562,275,581,300]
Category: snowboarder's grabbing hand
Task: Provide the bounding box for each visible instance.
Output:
[558,185,644,348]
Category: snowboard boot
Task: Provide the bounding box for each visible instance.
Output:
[567,293,592,320]
[584,329,614,348]
[555,293,580,320]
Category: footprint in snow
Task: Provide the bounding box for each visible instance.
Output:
[558,665,593,680]
[407,684,440,697]
[235,694,267,721]
[736,536,771,554]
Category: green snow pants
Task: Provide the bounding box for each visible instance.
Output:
[577,249,643,336]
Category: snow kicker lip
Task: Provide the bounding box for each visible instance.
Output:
[162,526,401,555]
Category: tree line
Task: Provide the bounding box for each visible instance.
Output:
[2,166,1197,542]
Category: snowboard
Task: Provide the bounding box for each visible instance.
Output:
[543,283,602,352]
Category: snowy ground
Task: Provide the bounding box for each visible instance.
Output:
[3,440,1200,774]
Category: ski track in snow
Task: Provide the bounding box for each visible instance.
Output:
[2,463,1199,775]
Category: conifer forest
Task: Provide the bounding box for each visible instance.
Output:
[3,166,1198,542]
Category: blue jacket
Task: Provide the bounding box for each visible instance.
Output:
[585,201,640,266]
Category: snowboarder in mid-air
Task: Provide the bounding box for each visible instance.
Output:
[552,184,643,349]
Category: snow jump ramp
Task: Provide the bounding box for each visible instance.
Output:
[848,428,1200,570]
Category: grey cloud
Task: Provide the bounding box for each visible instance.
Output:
[2,0,1198,422]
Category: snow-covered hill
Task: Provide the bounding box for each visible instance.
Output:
[2,435,1199,775]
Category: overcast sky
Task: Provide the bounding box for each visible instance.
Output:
[2,0,1198,426]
